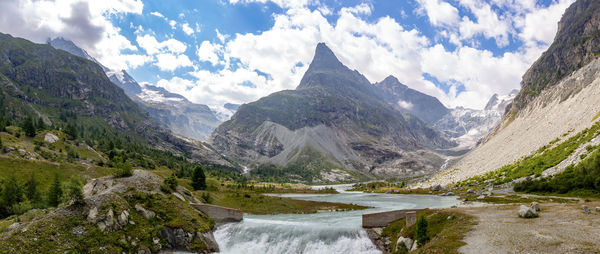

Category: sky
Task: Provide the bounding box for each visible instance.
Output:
[0,0,576,110]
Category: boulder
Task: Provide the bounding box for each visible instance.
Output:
[411,240,418,251]
[118,210,129,226]
[530,202,540,212]
[44,133,59,143]
[432,185,442,191]
[385,189,394,194]
[173,192,186,202]
[196,231,220,253]
[519,205,538,218]
[466,189,474,194]
[87,207,99,223]
[135,204,156,219]
[396,237,413,251]
[582,205,590,214]
[596,207,600,213]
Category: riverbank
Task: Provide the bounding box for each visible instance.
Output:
[457,201,600,253]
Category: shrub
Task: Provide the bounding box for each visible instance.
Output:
[114,161,133,177]
[67,178,84,206]
[200,192,212,204]
[415,214,430,247]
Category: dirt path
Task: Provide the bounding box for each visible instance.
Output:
[454,202,600,253]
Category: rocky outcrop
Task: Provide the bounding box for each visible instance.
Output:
[509,0,600,116]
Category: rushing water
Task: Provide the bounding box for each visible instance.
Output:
[213,186,461,254]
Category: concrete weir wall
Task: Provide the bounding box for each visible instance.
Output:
[190,203,243,223]
[362,209,422,228]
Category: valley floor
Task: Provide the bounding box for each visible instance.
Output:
[455,201,600,253]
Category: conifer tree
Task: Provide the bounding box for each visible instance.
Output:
[192,165,206,190]
[22,116,36,137]
[67,178,84,206]
[36,117,46,131]
[25,173,40,203]
[1,174,21,212]
[48,174,62,207]
[415,214,430,247]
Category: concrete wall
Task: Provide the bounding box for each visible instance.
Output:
[191,203,243,223]
[362,209,422,228]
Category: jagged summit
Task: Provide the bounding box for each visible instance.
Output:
[308,42,345,70]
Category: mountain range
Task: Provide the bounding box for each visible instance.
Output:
[48,37,232,141]
[0,32,231,168]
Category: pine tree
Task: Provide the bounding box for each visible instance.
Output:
[192,165,206,190]
[66,178,84,206]
[25,173,40,203]
[36,117,46,131]
[65,124,77,140]
[1,174,21,210]
[48,174,62,207]
[415,214,430,247]
[22,116,36,137]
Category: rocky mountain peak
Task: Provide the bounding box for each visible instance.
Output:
[309,42,345,71]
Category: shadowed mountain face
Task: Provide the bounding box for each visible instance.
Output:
[374,76,449,124]
[210,43,456,181]
[48,38,229,141]
[509,0,600,115]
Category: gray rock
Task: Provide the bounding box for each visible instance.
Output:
[105,209,115,228]
[396,237,413,251]
[477,195,485,199]
[137,247,151,254]
[8,222,21,229]
[72,226,85,235]
[385,189,394,194]
[373,227,383,235]
[135,204,156,219]
[44,133,59,143]
[432,185,442,191]
[582,205,590,214]
[530,202,540,212]
[118,210,129,226]
[596,207,600,212]
[173,192,186,202]
[411,240,418,251]
[196,231,220,253]
[466,189,474,194]
[87,207,99,223]
[18,149,27,157]
[519,205,537,218]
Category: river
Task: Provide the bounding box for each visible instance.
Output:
[213,186,461,254]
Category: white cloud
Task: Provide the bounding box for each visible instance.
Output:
[197,41,222,66]
[182,23,194,35]
[155,53,193,72]
[136,34,187,55]
[0,0,145,70]
[415,0,460,27]
[228,0,315,9]
[398,100,414,110]
[169,20,177,30]
[149,11,164,18]
[155,1,575,110]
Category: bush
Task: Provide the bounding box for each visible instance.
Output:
[200,192,212,204]
[114,161,133,177]
[160,174,178,194]
[415,214,430,247]
[67,178,84,206]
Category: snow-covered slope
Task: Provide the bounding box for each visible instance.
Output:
[434,92,516,148]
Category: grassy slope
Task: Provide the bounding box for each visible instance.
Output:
[382,209,476,254]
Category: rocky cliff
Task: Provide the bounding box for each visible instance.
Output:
[374,76,449,124]
[508,0,600,116]
[210,43,455,181]
[430,0,600,186]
